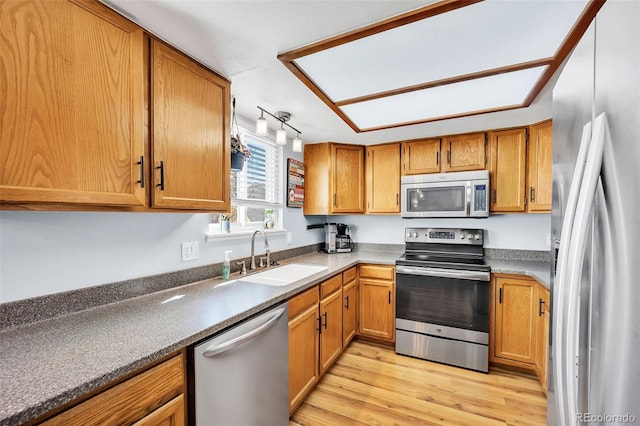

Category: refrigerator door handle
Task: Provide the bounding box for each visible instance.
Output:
[553,121,593,426]
[563,113,607,426]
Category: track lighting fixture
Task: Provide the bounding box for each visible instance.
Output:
[255,106,303,150]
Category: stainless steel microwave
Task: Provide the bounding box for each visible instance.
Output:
[401,170,490,218]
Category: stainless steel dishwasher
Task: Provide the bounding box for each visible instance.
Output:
[193,303,289,426]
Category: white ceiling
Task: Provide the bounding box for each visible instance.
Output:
[102,0,563,145]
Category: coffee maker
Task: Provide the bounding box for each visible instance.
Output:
[324,223,354,253]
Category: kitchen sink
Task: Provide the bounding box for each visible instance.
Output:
[238,263,328,286]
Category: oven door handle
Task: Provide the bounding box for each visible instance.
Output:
[396,265,490,282]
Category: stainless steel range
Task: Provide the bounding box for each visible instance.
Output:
[395,227,491,373]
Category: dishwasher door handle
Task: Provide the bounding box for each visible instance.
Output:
[202,307,286,358]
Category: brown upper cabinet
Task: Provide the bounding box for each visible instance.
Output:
[402,133,486,175]
[0,0,231,212]
[527,120,553,212]
[365,143,401,214]
[402,138,441,175]
[151,41,230,210]
[303,143,364,215]
[441,132,487,172]
[0,0,146,207]
[488,128,528,212]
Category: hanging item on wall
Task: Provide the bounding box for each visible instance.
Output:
[287,158,304,208]
[230,97,251,171]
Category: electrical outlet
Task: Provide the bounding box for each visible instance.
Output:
[287,232,293,245]
[181,242,199,262]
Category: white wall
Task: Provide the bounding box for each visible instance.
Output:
[331,213,551,250]
[0,139,324,303]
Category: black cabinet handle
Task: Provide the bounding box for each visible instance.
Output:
[136,156,144,188]
[333,193,337,207]
[317,317,322,334]
[491,189,497,205]
[436,151,440,165]
[530,187,536,202]
[345,295,350,310]
[446,150,451,164]
[156,161,165,191]
[396,193,399,206]
[539,298,545,316]
[499,288,503,304]
[388,290,391,304]
[323,312,328,329]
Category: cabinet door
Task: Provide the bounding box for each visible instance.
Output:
[342,279,357,347]
[358,278,394,342]
[41,355,184,425]
[302,143,330,215]
[288,304,319,414]
[331,144,364,213]
[1,0,145,206]
[366,143,400,213]
[152,41,230,210]
[528,120,553,212]
[488,128,527,212]
[495,277,536,364]
[402,139,441,175]
[534,285,550,392]
[132,394,185,426]
[441,133,486,172]
[319,289,343,375]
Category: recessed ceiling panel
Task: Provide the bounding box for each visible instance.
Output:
[295,0,587,102]
[279,0,601,132]
[340,66,547,130]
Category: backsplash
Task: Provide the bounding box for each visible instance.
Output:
[484,248,550,262]
[0,243,322,331]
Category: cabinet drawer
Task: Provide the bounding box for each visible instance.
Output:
[288,286,319,319]
[343,267,357,284]
[359,265,394,280]
[320,274,343,299]
[41,355,184,426]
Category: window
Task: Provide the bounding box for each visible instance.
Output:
[209,128,283,234]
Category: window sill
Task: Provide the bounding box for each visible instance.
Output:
[206,228,287,242]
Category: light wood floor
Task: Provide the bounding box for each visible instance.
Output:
[290,340,547,426]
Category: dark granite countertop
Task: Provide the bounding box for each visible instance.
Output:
[486,258,551,289]
[0,251,401,425]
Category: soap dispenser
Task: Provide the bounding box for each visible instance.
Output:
[222,250,232,280]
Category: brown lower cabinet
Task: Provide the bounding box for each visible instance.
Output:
[288,267,359,415]
[39,354,185,425]
[319,275,344,375]
[288,285,320,415]
[491,273,550,392]
[342,268,358,347]
[358,264,395,342]
[534,285,550,393]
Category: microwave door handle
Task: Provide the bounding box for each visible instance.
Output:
[466,184,471,216]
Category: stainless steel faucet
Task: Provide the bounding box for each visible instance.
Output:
[250,230,270,270]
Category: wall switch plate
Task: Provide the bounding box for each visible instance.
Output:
[287,232,292,245]
[181,242,199,262]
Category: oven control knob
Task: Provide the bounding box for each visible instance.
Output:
[460,234,465,239]
[475,234,480,240]
[467,234,473,240]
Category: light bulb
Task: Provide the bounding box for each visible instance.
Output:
[256,116,268,136]
[292,135,302,152]
[276,128,287,145]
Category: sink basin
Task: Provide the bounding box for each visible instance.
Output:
[239,263,328,286]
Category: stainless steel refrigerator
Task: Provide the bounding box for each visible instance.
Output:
[549,1,640,425]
